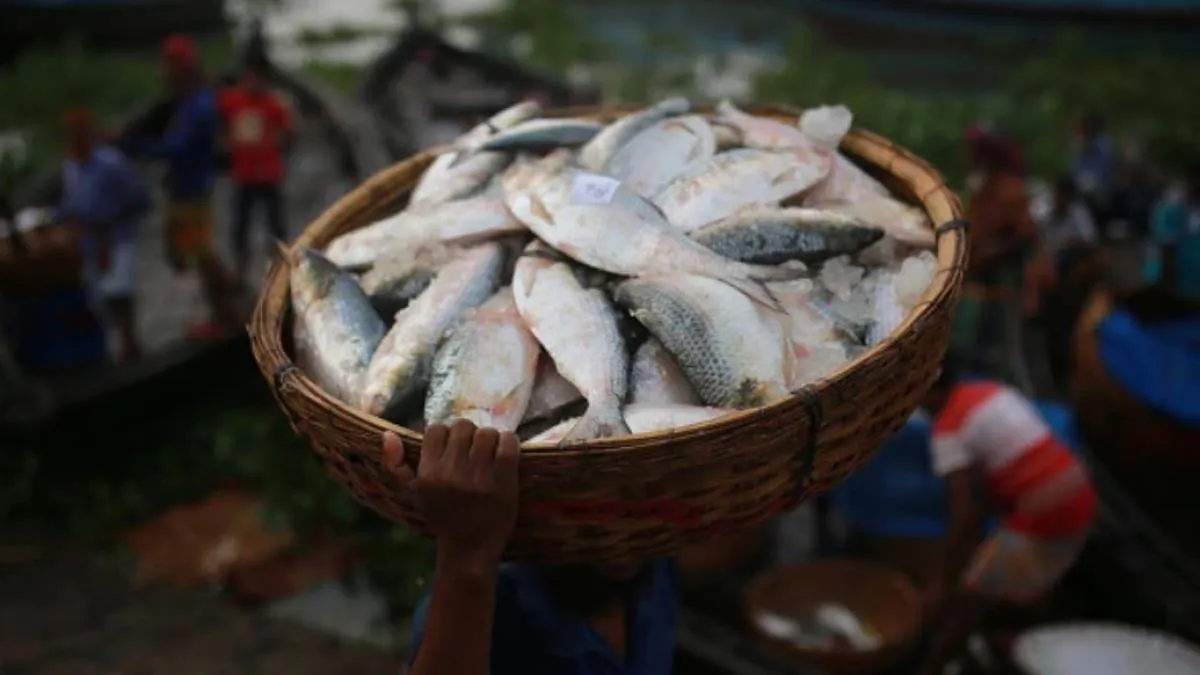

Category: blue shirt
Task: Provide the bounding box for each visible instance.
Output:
[1143,195,1200,301]
[1072,135,1114,198]
[125,87,220,200]
[56,145,150,256]
[410,560,678,675]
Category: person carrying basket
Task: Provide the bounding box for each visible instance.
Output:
[381,420,678,675]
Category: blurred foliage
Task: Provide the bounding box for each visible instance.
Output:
[0,37,234,181]
[755,28,1199,185]
[303,61,367,96]
[463,0,1197,186]
[24,376,433,632]
[459,0,614,78]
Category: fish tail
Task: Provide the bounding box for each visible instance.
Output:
[558,401,630,446]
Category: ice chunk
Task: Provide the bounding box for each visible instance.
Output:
[895,251,937,314]
[818,256,864,300]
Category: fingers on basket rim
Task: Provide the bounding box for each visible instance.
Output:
[444,419,478,468]
[420,423,452,463]
[493,433,521,492]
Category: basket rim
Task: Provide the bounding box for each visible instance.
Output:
[741,557,923,653]
[250,103,966,456]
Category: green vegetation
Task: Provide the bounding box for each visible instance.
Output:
[460,0,1198,186]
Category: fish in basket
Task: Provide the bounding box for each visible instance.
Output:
[249,99,967,564]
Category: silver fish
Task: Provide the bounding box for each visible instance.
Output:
[522,356,584,423]
[360,243,505,421]
[530,403,732,444]
[359,243,462,319]
[409,101,541,206]
[577,97,691,171]
[455,101,543,153]
[604,115,716,198]
[689,206,884,265]
[506,170,805,305]
[465,118,603,158]
[500,148,575,197]
[710,120,744,150]
[325,196,524,271]
[289,247,386,405]
[654,147,834,232]
[793,106,935,248]
[713,99,815,152]
[512,242,630,443]
[614,274,793,408]
[424,287,540,431]
[629,338,702,406]
[805,194,934,249]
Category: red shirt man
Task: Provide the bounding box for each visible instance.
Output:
[218,61,293,287]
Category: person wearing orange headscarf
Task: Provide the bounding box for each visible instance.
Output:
[955,125,1039,376]
[54,107,151,363]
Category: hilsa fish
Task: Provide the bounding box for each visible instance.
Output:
[506,169,806,309]
[424,287,540,431]
[410,101,541,206]
[577,97,691,171]
[604,114,716,198]
[653,148,834,233]
[689,206,884,265]
[287,247,386,405]
[359,243,505,421]
[462,118,603,159]
[512,241,630,444]
[615,274,793,409]
[358,242,462,319]
[324,196,525,271]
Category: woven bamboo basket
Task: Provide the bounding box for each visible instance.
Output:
[743,559,922,674]
[248,104,967,564]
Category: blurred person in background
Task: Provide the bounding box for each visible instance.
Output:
[54,107,151,364]
[1070,112,1114,221]
[917,354,1097,675]
[1027,176,1101,385]
[218,58,293,289]
[122,33,239,339]
[957,124,1038,381]
[1142,161,1200,310]
[385,420,677,675]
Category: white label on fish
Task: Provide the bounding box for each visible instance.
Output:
[570,173,621,205]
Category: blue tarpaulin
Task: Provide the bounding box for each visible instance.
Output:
[1096,308,1200,427]
[829,401,1083,538]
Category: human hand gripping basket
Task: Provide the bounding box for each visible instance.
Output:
[248,104,967,564]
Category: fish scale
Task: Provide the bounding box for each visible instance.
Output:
[690,207,884,265]
[616,275,790,409]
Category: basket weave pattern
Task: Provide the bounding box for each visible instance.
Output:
[249,105,967,563]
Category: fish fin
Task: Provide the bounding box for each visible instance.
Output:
[557,403,630,446]
[720,276,787,314]
[446,149,473,169]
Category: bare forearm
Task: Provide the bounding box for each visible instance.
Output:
[935,508,983,591]
[410,549,498,675]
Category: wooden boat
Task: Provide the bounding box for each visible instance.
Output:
[0,28,367,442]
[1069,287,1200,556]
[0,0,226,65]
[359,27,599,159]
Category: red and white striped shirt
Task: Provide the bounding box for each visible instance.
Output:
[931,381,1096,537]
